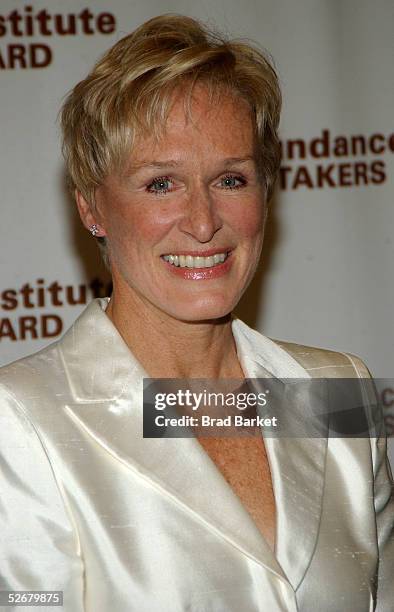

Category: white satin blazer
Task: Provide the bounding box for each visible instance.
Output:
[1,298,393,611]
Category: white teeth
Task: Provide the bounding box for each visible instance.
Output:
[162,252,229,268]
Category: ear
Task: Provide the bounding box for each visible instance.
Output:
[75,190,106,237]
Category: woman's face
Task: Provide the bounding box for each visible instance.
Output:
[90,85,267,322]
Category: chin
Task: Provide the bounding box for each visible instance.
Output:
[163,294,236,323]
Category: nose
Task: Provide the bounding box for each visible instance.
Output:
[178,186,223,243]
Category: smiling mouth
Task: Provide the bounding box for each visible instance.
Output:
[161,251,230,268]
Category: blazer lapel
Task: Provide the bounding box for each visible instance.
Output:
[232,318,328,590]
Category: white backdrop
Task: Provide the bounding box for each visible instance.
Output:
[1,0,393,458]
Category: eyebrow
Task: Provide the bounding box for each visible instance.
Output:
[128,156,255,170]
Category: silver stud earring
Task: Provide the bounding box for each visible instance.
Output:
[89,224,99,237]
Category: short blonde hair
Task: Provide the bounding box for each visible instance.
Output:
[60,14,282,262]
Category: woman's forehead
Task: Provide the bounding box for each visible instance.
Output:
[127,91,255,164]
[132,82,252,139]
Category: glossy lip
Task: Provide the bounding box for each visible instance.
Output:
[161,250,233,280]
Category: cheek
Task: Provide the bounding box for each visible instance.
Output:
[106,200,176,247]
[228,199,265,240]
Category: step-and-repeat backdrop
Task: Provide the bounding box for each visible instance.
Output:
[1,0,393,460]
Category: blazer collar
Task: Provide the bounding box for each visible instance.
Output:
[59,298,311,402]
[60,298,327,590]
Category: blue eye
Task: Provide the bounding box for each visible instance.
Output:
[221,175,246,189]
[147,176,173,195]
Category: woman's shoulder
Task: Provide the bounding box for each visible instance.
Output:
[273,338,372,379]
[0,338,67,419]
[232,316,371,379]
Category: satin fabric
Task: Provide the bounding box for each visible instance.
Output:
[0,297,393,611]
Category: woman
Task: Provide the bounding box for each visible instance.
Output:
[0,14,393,612]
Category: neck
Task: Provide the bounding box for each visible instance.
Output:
[105,292,244,379]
